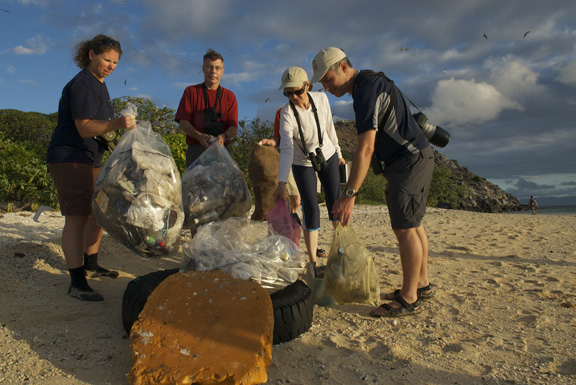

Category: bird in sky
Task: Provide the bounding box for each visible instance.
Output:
[523,31,530,38]
[124,79,127,86]
[2,9,10,12]
[265,98,270,103]
[483,33,488,39]
[400,47,409,51]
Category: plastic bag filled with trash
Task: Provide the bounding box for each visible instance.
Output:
[324,224,380,306]
[181,142,252,230]
[92,108,184,258]
[181,217,307,293]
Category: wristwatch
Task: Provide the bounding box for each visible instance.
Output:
[345,187,358,198]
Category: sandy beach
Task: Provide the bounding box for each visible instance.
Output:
[1,205,575,385]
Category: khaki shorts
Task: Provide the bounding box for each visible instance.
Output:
[49,162,101,216]
[383,147,434,229]
[286,169,299,196]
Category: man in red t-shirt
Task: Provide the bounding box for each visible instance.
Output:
[175,49,239,167]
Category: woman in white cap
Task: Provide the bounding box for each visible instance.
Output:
[272,66,346,276]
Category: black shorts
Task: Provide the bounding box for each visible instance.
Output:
[383,147,434,229]
[49,162,101,216]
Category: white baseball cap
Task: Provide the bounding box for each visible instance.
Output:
[278,66,310,90]
[311,47,347,83]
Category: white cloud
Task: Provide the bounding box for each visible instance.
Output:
[485,55,544,97]
[426,78,524,127]
[6,65,15,73]
[12,35,49,55]
[557,60,576,85]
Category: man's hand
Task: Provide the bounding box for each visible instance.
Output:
[332,195,356,227]
[198,133,214,148]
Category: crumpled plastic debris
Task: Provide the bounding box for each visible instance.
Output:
[181,217,307,293]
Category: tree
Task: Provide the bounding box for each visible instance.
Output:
[0,109,56,145]
[112,96,178,134]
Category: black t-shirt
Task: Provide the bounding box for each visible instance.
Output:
[46,69,114,166]
[353,71,430,166]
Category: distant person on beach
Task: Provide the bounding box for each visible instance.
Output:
[175,49,238,168]
[528,196,538,215]
[46,34,136,301]
[312,47,434,317]
[273,66,345,276]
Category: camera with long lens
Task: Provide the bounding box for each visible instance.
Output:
[412,112,450,148]
[308,147,327,172]
[204,107,223,137]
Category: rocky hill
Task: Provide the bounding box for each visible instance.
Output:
[334,120,522,213]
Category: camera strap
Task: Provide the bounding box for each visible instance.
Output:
[202,83,222,116]
[290,93,323,157]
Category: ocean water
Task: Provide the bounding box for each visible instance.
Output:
[508,205,576,216]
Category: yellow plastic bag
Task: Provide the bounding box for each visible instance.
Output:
[324,224,380,306]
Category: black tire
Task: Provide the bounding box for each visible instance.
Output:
[270,279,314,344]
[121,269,314,345]
[121,268,180,334]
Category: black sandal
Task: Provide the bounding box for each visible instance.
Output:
[417,283,434,300]
[370,296,421,318]
[384,283,434,301]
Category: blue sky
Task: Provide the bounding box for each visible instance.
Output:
[1,0,575,202]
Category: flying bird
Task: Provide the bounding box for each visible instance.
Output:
[124,79,127,86]
[483,33,488,39]
[265,98,270,103]
[400,47,409,51]
[523,31,530,38]
[2,9,10,12]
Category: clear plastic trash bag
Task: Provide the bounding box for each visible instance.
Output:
[92,117,184,258]
[181,217,307,293]
[181,142,252,230]
[324,224,380,306]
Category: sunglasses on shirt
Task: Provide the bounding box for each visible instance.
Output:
[283,84,307,97]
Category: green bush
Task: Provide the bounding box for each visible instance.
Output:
[427,166,469,207]
[0,132,58,209]
[0,109,56,145]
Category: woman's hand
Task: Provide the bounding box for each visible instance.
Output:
[121,115,137,130]
[273,182,287,202]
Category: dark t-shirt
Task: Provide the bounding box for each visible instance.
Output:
[46,69,114,167]
[353,71,430,166]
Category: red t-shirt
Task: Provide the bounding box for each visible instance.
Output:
[273,107,282,138]
[175,83,238,146]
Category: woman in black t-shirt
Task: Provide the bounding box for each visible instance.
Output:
[47,34,136,301]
